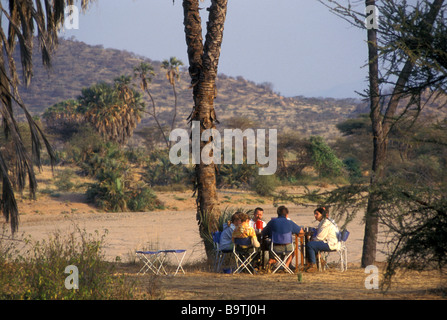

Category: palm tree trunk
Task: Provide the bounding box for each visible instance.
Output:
[183,0,228,257]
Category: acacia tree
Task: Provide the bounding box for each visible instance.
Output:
[0,0,93,233]
[319,0,446,267]
[181,0,228,254]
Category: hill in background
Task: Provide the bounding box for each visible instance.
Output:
[17,38,369,140]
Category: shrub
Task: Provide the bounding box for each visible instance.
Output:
[251,174,279,196]
[0,227,135,300]
[308,136,346,178]
[54,169,75,191]
[127,183,165,212]
[343,157,363,182]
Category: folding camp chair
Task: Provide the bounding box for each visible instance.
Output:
[318,229,350,272]
[233,237,257,274]
[212,231,233,273]
[270,232,295,274]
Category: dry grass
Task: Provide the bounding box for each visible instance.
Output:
[119,262,446,300]
[10,166,447,301]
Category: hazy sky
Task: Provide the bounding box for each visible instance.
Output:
[61,0,368,99]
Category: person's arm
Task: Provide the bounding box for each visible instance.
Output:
[261,221,271,238]
[291,221,303,235]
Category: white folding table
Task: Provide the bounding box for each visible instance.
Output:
[136,249,187,276]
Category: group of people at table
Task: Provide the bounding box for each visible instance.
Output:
[219,205,340,273]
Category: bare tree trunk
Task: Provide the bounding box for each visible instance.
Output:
[362,0,382,267]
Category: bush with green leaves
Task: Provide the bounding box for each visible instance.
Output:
[54,169,76,191]
[86,162,163,213]
[343,157,363,182]
[0,227,135,300]
[251,173,279,196]
[308,136,346,178]
[127,182,165,212]
[83,143,163,212]
[217,163,257,188]
[144,149,194,187]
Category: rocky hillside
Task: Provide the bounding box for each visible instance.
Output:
[15,38,372,140]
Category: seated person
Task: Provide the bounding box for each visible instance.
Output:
[262,206,304,269]
[305,207,340,273]
[232,212,260,250]
[219,212,241,251]
[248,207,267,234]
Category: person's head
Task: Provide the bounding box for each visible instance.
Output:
[238,212,250,225]
[277,206,289,218]
[231,212,242,226]
[253,207,264,221]
[314,207,329,222]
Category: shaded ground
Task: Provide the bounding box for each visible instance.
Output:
[119,263,446,301]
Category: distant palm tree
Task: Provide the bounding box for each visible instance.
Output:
[77,79,144,145]
[134,62,170,148]
[0,0,93,233]
[161,57,184,134]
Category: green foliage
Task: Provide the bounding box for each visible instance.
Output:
[127,183,164,212]
[343,157,363,182]
[72,140,164,213]
[86,151,164,212]
[308,136,346,178]
[43,79,143,146]
[276,132,312,181]
[373,179,447,291]
[0,227,135,300]
[144,149,194,187]
[251,174,279,197]
[336,114,371,136]
[54,169,76,192]
[78,79,144,145]
[217,164,257,188]
[42,99,83,140]
[86,164,129,212]
[62,126,108,169]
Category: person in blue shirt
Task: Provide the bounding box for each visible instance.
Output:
[219,212,242,251]
[261,206,304,271]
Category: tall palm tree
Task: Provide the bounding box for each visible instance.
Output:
[0,0,93,234]
[182,0,228,256]
[133,62,171,148]
[161,57,184,136]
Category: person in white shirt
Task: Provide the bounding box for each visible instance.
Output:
[249,207,266,234]
[305,207,340,273]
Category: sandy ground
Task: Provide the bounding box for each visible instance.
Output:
[3,186,446,301]
[4,187,387,266]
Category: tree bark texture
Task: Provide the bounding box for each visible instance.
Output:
[183,0,228,253]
